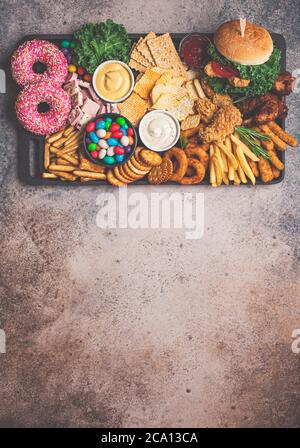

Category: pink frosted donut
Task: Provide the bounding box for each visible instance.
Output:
[16,81,71,135]
[11,39,68,87]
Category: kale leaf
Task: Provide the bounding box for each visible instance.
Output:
[75,19,132,74]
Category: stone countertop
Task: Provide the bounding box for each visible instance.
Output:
[0,0,299,428]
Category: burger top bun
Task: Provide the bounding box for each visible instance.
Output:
[214,20,273,65]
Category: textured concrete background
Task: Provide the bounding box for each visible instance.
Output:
[0,0,300,428]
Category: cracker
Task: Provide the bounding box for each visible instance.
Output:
[136,32,157,65]
[129,58,147,73]
[134,68,162,99]
[156,71,186,87]
[130,38,153,68]
[140,149,162,167]
[118,92,149,126]
[181,114,200,131]
[107,169,126,186]
[147,33,187,78]
[148,158,173,184]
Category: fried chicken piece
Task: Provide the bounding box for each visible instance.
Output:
[255,93,279,124]
[211,93,232,108]
[195,97,217,123]
[199,105,242,143]
[278,97,288,119]
[229,77,251,88]
[273,71,295,96]
[238,93,280,125]
[258,159,274,183]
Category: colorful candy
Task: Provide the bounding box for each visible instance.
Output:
[84,115,135,166]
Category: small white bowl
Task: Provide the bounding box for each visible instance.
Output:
[92,60,135,104]
[139,110,181,152]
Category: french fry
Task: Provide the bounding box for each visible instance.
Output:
[49,170,76,181]
[234,144,256,184]
[216,141,238,170]
[73,170,106,180]
[193,78,206,98]
[42,172,58,179]
[259,124,287,151]
[267,121,298,147]
[48,164,75,172]
[231,134,260,162]
[44,141,50,170]
[222,171,229,185]
[220,143,228,172]
[234,171,241,186]
[209,144,216,186]
[237,164,247,184]
[212,155,222,186]
[258,159,274,183]
[225,137,235,181]
[214,144,224,177]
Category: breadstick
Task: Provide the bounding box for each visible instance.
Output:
[267,121,298,147]
[72,170,106,180]
[63,126,75,137]
[46,129,65,143]
[49,170,76,181]
[48,164,75,172]
[259,125,287,151]
[60,154,79,165]
[42,172,58,179]
[44,141,50,170]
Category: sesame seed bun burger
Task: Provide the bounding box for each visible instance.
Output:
[203,19,281,97]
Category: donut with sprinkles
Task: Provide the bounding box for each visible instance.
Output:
[11,39,68,87]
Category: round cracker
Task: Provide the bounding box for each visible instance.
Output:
[127,158,150,176]
[113,166,132,184]
[148,158,173,185]
[123,163,145,180]
[131,155,151,171]
[107,169,126,186]
[140,149,162,167]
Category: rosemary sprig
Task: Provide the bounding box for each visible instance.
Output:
[235,126,271,160]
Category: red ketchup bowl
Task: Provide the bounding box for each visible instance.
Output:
[179,33,209,69]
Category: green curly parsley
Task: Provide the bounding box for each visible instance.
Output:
[74,19,132,74]
[204,43,281,97]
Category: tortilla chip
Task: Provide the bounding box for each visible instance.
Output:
[136,32,156,65]
[156,71,186,87]
[151,84,187,103]
[147,33,187,78]
[181,114,201,131]
[118,92,149,126]
[134,67,162,99]
[152,93,180,111]
[169,97,194,121]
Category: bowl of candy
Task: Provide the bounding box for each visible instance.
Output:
[83,113,137,167]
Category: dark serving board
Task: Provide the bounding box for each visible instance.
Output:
[12,33,286,186]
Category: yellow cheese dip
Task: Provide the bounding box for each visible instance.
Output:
[94,62,132,101]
